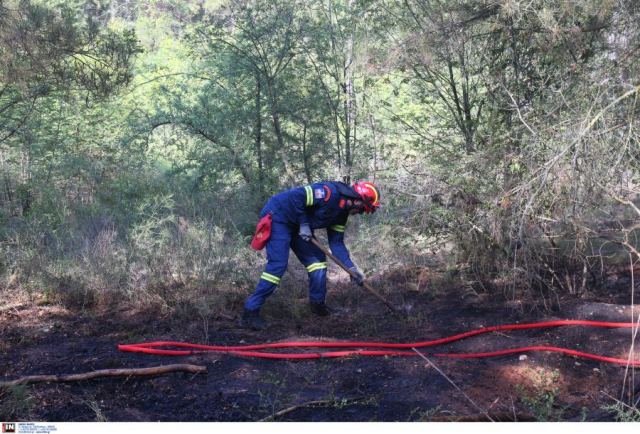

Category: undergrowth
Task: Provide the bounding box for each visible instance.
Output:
[0,385,33,420]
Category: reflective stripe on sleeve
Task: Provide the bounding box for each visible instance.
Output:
[330,224,346,233]
[304,186,313,206]
[260,272,281,284]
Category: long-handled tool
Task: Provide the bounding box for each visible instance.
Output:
[310,238,405,316]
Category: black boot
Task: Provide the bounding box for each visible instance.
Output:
[241,309,268,330]
[309,302,333,317]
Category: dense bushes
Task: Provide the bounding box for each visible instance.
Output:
[1,0,639,312]
[1,191,260,311]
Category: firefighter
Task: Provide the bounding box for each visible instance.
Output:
[242,181,381,330]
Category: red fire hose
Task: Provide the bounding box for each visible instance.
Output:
[118,319,640,366]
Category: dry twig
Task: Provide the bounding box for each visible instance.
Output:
[427,412,535,422]
[259,397,365,421]
[0,364,207,387]
[412,347,495,422]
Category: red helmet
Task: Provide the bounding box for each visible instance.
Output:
[353,181,381,213]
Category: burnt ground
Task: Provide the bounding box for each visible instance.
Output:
[1,268,640,422]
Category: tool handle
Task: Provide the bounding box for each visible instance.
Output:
[310,238,400,314]
[310,238,354,276]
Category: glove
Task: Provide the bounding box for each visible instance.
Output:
[349,266,365,286]
[299,223,313,242]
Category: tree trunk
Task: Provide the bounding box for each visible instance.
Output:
[302,121,311,183]
[343,9,355,179]
[254,71,265,197]
[265,78,296,186]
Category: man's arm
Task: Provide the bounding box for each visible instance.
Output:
[327,218,355,269]
[291,185,315,227]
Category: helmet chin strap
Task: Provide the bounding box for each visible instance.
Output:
[345,198,376,215]
[349,200,367,214]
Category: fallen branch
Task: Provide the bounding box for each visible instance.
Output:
[259,397,365,422]
[428,412,536,422]
[412,348,496,422]
[0,364,207,387]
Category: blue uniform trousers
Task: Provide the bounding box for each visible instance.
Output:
[244,219,328,311]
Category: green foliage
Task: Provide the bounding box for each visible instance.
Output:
[0,385,33,420]
[602,400,640,422]
[517,368,564,421]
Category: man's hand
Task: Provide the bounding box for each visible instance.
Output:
[349,266,365,286]
[299,223,313,242]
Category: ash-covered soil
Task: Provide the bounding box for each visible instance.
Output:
[1,270,639,422]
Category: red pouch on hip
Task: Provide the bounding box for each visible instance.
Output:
[250,212,272,250]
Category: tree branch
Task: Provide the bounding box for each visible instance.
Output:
[0,364,207,387]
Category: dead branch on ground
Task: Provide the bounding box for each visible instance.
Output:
[0,364,207,387]
[428,412,536,421]
[412,347,496,422]
[259,397,366,421]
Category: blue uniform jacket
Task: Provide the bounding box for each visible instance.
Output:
[263,181,360,268]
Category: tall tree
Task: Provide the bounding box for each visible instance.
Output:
[0,0,140,213]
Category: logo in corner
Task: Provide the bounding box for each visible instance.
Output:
[2,423,16,433]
